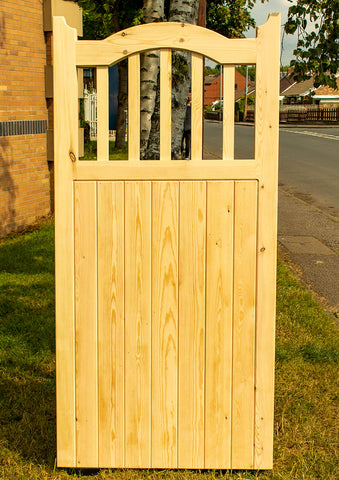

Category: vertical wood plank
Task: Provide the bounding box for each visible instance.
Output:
[178,181,206,468]
[223,66,235,160]
[125,181,151,467]
[205,181,234,468]
[191,54,203,160]
[53,16,78,467]
[97,66,109,161]
[97,182,124,467]
[160,50,172,161]
[128,54,140,161]
[74,181,98,467]
[151,182,178,467]
[254,13,280,469]
[231,181,257,469]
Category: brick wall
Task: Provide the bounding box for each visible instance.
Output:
[0,0,50,237]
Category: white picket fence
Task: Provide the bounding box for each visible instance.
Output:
[83,88,97,138]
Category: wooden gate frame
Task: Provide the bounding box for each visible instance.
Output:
[54,15,280,470]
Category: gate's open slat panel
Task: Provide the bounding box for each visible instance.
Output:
[128,55,140,161]
[205,181,234,468]
[223,66,235,160]
[191,54,203,161]
[97,67,109,161]
[178,182,206,468]
[231,181,257,468]
[74,181,98,467]
[124,182,151,467]
[160,50,172,161]
[97,182,125,467]
[151,182,179,467]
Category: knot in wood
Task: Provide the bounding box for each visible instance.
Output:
[121,31,126,37]
[69,151,76,162]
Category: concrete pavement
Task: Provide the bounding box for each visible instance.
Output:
[278,187,338,318]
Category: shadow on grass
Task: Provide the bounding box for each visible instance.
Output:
[0,222,57,466]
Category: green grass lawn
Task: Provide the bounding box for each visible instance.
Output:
[0,220,338,479]
[80,140,128,160]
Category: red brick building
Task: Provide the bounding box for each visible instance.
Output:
[0,0,81,238]
[204,70,247,106]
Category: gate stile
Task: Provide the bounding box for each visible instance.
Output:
[53,16,280,469]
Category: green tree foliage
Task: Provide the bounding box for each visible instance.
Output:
[285,0,339,88]
[204,65,221,76]
[75,0,143,39]
[236,65,256,81]
[76,0,263,40]
[206,0,259,38]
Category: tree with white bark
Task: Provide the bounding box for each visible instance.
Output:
[141,0,200,159]
[75,0,262,158]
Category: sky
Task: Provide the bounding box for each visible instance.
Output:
[246,0,298,66]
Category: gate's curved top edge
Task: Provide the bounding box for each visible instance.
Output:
[73,15,280,67]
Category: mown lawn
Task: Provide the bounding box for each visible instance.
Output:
[80,140,128,160]
[0,220,338,480]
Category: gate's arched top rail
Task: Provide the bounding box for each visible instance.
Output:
[75,16,278,67]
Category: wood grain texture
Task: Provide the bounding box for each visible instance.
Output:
[76,22,257,67]
[128,54,140,161]
[191,54,203,161]
[223,66,235,160]
[231,181,257,469]
[55,15,279,470]
[74,160,261,181]
[97,182,124,467]
[53,16,78,467]
[74,181,98,467]
[254,13,280,470]
[97,67,109,161]
[205,181,234,468]
[124,181,151,467]
[151,182,179,467]
[160,50,172,161]
[178,181,206,468]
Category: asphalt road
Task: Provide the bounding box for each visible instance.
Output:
[203,122,339,218]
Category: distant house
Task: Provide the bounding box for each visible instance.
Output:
[235,84,256,103]
[234,73,339,107]
[235,73,294,104]
[237,73,339,123]
[281,75,339,106]
[204,70,248,106]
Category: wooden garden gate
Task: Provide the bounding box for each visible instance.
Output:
[54,15,280,470]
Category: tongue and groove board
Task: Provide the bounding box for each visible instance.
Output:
[70,180,258,468]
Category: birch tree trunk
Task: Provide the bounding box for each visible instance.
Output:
[169,0,199,159]
[112,9,127,150]
[140,0,164,159]
[144,0,200,159]
[115,60,128,150]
